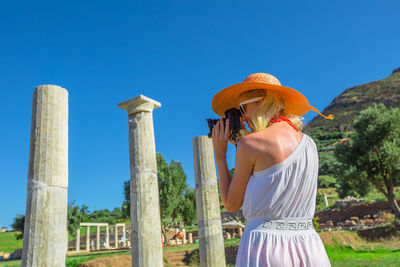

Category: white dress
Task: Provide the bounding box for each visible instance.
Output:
[236,134,331,267]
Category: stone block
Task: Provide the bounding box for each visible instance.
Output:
[344,220,357,227]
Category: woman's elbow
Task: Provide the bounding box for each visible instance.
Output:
[224,202,241,213]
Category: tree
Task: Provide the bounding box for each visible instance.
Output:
[122,180,130,219]
[122,152,192,243]
[178,187,197,226]
[158,155,188,243]
[88,208,123,224]
[11,214,25,240]
[67,201,89,237]
[318,152,336,176]
[333,104,400,219]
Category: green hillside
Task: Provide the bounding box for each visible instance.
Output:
[304,68,400,133]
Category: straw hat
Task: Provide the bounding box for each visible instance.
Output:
[211,73,333,119]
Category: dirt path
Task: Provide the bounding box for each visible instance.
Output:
[78,251,193,267]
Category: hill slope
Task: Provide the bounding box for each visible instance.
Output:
[304,68,400,133]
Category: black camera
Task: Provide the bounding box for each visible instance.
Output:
[207,108,243,145]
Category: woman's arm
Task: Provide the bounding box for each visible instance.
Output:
[212,119,255,213]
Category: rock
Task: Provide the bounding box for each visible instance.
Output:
[12,248,22,260]
[350,216,359,222]
[365,219,375,225]
[1,253,10,261]
[326,220,334,227]
[344,220,357,227]
[392,67,400,74]
[363,215,371,219]
[335,197,364,209]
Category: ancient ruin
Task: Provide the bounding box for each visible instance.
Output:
[22,85,69,267]
[118,95,163,267]
[193,136,226,267]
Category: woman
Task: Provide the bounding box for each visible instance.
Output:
[211,73,332,267]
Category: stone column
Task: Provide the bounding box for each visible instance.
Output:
[96,225,100,250]
[22,85,68,267]
[123,225,127,247]
[106,225,109,249]
[118,95,163,267]
[114,225,118,249]
[238,227,243,237]
[86,227,90,251]
[323,193,329,207]
[188,233,193,244]
[182,228,187,244]
[76,228,80,252]
[193,136,226,267]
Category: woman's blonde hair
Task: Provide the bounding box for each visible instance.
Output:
[238,89,303,133]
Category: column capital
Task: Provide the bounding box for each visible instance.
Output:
[118,95,161,115]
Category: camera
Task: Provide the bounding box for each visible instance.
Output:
[207,108,243,145]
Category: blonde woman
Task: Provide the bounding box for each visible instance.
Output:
[211,73,332,267]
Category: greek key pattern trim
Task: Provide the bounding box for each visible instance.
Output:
[262,220,314,230]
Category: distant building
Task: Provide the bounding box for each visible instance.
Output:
[0,227,13,232]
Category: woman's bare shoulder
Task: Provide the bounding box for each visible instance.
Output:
[238,131,275,151]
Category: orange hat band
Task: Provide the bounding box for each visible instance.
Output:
[309,106,334,120]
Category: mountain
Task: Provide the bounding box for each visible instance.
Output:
[304,68,400,133]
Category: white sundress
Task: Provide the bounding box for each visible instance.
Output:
[236,134,331,267]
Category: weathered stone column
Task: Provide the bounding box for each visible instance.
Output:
[193,136,226,267]
[118,95,163,267]
[86,227,90,251]
[114,225,118,249]
[96,225,100,250]
[239,227,243,237]
[188,233,193,244]
[22,85,68,267]
[106,226,109,248]
[76,228,80,252]
[182,228,187,244]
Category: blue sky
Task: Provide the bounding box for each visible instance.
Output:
[1,0,399,227]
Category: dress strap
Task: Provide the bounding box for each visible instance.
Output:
[270,115,298,131]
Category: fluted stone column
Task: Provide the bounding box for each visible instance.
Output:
[76,228,80,252]
[86,227,90,251]
[96,226,100,250]
[22,85,68,267]
[118,95,163,267]
[193,136,226,267]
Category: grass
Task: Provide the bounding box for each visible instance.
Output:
[2,237,400,267]
[0,261,20,267]
[65,250,131,267]
[0,232,23,253]
[326,244,400,267]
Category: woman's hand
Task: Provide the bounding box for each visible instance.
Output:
[212,119,230,160]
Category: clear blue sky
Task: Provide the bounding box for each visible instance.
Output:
[1,0,399,227]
